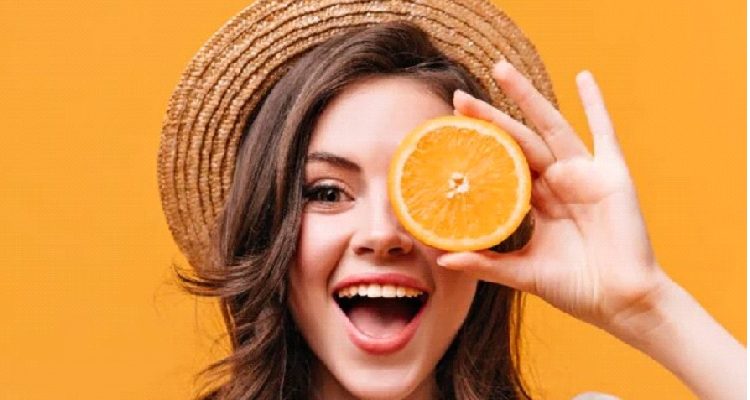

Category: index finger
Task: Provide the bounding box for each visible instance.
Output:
[493,60,590,161]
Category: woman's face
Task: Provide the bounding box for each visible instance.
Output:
[289,76,479,400]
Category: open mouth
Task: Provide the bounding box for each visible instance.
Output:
[334,284,429,339]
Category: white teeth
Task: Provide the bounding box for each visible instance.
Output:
[337,283,424,298]
[367,283,381,297]
[381,284,396,298]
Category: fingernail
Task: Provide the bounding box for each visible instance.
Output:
[436,255,449,267]
[453,89,471,101]
[437,254,460,267]
[493,59,513,78]
[576,70,594,85]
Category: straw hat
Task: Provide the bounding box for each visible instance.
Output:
[158,0,558,268]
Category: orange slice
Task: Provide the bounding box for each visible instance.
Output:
[388,115,532,251]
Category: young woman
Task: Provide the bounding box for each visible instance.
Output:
[157,2,746,399]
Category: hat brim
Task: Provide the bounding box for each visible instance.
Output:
[157,0,557,268]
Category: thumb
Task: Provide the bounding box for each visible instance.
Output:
[437,250,537,293]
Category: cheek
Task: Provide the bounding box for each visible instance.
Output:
[421,245,478,301]
[289,213,353,340]
[426,247,479,331]
[443,272,477,319]
[295,213,352,281]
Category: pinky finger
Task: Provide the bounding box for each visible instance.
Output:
[576,71,624,164]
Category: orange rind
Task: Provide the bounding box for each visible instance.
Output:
[388,115,532,251]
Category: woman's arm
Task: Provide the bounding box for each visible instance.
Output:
[607,269,746,400]
[441,60,746,399]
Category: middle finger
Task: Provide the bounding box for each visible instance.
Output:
[493,60,590,161]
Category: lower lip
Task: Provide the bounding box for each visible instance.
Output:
[336,298,429,355]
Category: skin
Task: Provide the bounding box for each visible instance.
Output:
[443,61,746,400]
[290,61,746,399]
[289,76,478,400]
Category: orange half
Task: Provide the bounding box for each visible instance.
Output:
[388,115,532,251]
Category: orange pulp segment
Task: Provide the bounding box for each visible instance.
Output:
[388,115,531,251]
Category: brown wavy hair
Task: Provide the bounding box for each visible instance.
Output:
[176,20,532,400]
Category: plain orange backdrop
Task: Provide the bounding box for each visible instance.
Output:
[0,1,745,399]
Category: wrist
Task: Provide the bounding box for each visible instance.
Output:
[602,266,747,400]
[602,266,678,348]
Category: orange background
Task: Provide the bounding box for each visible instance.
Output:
[0,1,745,399]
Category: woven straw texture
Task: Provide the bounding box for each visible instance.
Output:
[157,0,558,268]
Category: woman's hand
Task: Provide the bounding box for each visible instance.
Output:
[441,61,746,400]
[441,60,666,330]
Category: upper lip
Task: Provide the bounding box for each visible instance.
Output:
[331,272,431,296]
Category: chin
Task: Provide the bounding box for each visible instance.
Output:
[330,365,431,400]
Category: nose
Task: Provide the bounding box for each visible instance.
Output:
[351,191,414,259]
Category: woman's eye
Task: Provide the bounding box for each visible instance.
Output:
[303,185,351,203]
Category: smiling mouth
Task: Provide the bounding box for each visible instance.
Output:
[334,284,428,339]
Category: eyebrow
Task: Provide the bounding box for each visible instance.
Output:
[305,152,361,172]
